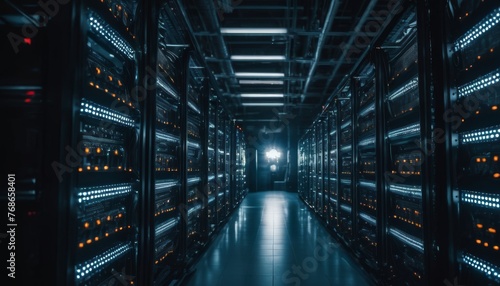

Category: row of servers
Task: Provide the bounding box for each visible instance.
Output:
[1,0,247,285]
[298,1,500,285]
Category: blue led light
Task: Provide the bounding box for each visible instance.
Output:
[75,243,132,280]
[458,69,500,99]
[389,228,424,253]
[388,77,418,101]
[80,100,135,127]
[359,212,376,225]
[77,183,132,204]
[463,253,500,280]
[462,190,500,209]
[461,125,500,144]
[455,9,500,51]
[388,123,420,139]
[155,218,178,237]
[88,13,135,59]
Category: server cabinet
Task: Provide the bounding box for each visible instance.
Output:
[315,118,325,216]
[216,109,227,224]
[448,2,500,284]
[354,63,378,270]
[150,3,185,284]
[338,89,354,243]
[72,1,143,285]
[207,98,218,234]
[184,56,205,262]
[380,6,429,284]
[235,127,247,205]
[328,109,339,228]
[322,118,330,219]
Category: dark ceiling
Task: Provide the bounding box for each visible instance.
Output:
[181,0,402,146]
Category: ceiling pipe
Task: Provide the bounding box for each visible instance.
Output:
[322,0,378,96]
[195,0,238,88]
[301,0,340,103]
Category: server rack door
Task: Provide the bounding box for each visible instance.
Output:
[216,108,227,224]
[379,5,432,284]
[185,56,205,262]
[354,62,378,270]
[72,1,143,285]
[151,3,186,284]
[316,119,324,215]
[322,118,330,219]
[338,88,354,244]
[328,109,339,229]
[448,2,500,284]
[207,98,217,234]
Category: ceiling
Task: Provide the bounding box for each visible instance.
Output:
[181,0,402,145]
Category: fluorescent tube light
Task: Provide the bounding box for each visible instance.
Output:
[239,80,284,85]
[231,55,286,61]
[235,72,284,77]
[221,28,288,34]
[240,94,284,98]
[241,103,284,106]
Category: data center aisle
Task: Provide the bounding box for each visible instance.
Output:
[182,191,374,286]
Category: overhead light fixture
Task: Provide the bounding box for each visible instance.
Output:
[240,93,284,98]
[220,28,288,34]
[235,72,284,78]
[231,55,286,61]
[241,103,284,106]
[239,80,284,85]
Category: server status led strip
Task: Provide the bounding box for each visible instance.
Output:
[460,125,500,144]
[461,190,500,209]
[77,183,132,205]
[75,242,132,281]
[80,99,135,127]
[457,68,500,99]
[88,12,135,59]
[462,253,500,281]
[454,8,500,52]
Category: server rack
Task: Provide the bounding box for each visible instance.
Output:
[328,109,339,228]
[207,97,218,234]
[72,1,143,285]
[338,87,354,244]
[448,1,500,284]
[216,109,228,224]
[150,3,186,284]
[379,7,427,284]
[316,118,325,216]
[354,62,378,270]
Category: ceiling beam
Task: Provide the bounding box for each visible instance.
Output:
[301,0,341,102]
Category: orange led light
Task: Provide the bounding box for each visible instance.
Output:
[493,106,498,111]
[114,150,119,155]
[84,222,89,228]
[118,166,122,170]
[79,242,84,248]
[104,165,109,170]
[477,223,483,229]
[96,147,101,153]
[85,147,90,153]
[494,246,499,251]
[476,158,481,163]
[494,156,499,162]
[108,75,113,81]
[107,215,111,221]
[78,167,83,172]
[86,239,92,244]
[476,239,482,244]
[95,85,100,89]
[477,56,481,60]
[95,67,101,75]
[105,232,109,237]
[476,110,480,114]
[484,242,489,247]
[482,158,487,163]
[491,48,494,53]
[94,236,99,241]
[94,166,99,171]
[488,228,497,233]
[494,173,500,179]
[119,227,123,231]
[86,166,91,170]
[118,80,122,86]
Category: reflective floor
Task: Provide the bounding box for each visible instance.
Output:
[182,191,374,286]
